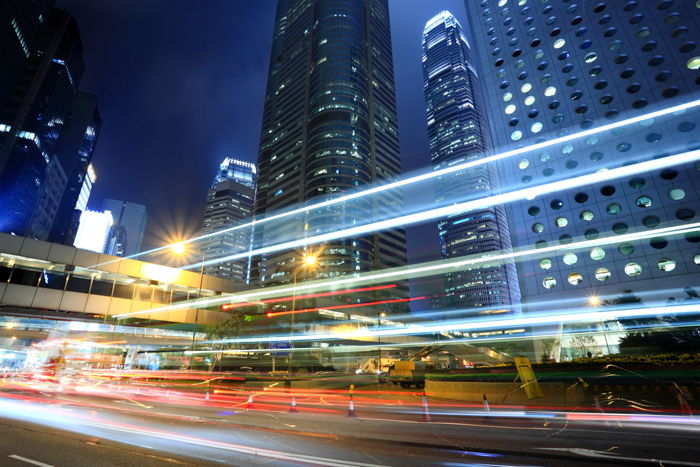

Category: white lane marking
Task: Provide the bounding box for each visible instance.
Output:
[8,455,55,467]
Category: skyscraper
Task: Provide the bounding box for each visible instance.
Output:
[0,8,90,238]
[254,0,407,312]
[103,199,147,257]
[422,11,519,313]
[464,1,700,312]
[200,157,256,282]
[73,209,112,253]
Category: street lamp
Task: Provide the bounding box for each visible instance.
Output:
[171,242,206,370]
[589,295,611,355]
[288,254,317,373]
[377,311,386,375]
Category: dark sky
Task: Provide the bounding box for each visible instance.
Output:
[55,0,469,262]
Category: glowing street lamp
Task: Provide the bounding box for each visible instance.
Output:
[289,253,319,373]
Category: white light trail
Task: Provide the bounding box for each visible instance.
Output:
[188,148,700,269]
[98,99,700,267]
[113,219,700,318]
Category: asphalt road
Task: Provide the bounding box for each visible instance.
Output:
[1,383,699,466]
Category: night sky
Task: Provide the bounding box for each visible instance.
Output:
[55,0,469,264]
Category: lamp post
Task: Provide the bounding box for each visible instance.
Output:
[377,311,386,375]
[172,242,206,370]
[288,254,317,374]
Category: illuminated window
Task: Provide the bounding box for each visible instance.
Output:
[624,262,642,277]
[518,159,530,169]
[531,122,543,133]
[532,222,544,233]
[618,243,634,255]
[503,92,514,102]
[521,82,532,93]
[524,95,535,105]
[657,258,676,272]
[580,210,594,221]
[606,203,621,215]
[511,130,523,140]
[539,258,552,270]
[539,152,551,162]
[584,52,598,63]
[553,38,566,49]
[563,253,577,265]
[687,57,700,70]
[562,144,573,154]
[567,272,583,285]
[505,104,517,114]
[636,196,652,208]
[542,276,557,289]
[669,188,685,200]
[590,247,605,260]
[595,267,611,281]
[555,217,568,228]
[544,86,556,96]
[498,0,508,6]
[694,254,700,265]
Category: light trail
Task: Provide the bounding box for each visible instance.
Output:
[208,303,700,345]
[94,99,700,268]
[265,295,429,317]
[186,148,700,270]
[114,219,700,318]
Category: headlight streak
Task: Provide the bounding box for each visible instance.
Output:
[92,99,700,269]
[204,303,700,345]
[184,148,700,272]
[113,218,700,318]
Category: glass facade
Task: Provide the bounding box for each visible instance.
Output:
[254,0,407,313]
[200,158,256,282]
[422,11,520,313]
[464,0,700,313]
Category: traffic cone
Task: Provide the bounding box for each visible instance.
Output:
[246,393,254,410]
[205,391,210,401]
[289,395,298,413]
[421,392,431,422]
[482,393,490,412]
[347,394,356,417]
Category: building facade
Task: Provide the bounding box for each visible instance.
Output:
[103,199,147,257]
[199,157,256,282]
[0,8,92,239]
[464,0,700,313]
[73,209,112,253]
[422,11,519,313]
[253,0,407,313]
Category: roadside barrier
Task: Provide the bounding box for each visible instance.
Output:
[289,395,298,413]
[482,393,490,412]
[421,391,431,422]
[246,393,254,410]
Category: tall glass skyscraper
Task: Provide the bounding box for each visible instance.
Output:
[464,1,700,314]
[200,158,256,282]
[422,11,519,313]
[254,0,407,312]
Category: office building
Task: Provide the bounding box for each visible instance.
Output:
[199,157,256,282]
[103,199,147,257]
[47,92,101,245]
[464,1,700,312]
[422,11,519,312]
[73,209,112,253]
[254,0,407,314]
[0,8,90,238]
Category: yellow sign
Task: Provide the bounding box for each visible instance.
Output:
[514,357,544,399]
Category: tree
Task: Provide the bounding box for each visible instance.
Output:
[570,334,597,358]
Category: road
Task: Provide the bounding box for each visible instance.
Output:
[0,380,699,466]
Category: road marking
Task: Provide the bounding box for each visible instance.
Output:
[8,455,55,467]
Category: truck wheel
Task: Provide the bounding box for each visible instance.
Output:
[417,382,425,389]
[400,382,409,389]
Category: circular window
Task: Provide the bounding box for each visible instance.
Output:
[539,152,551,162]
[559,234,573,244]
[518,159,529,169]
[553,38,566,49]
[643,216,660,228]
[694,254,700,265]
[568,272,583,286]
[669,189,685,200]
[563,253,578,265]
[676,208,695,221]
[650,237,668,249]
[613,222,628,234]
[660,169,678,180]
[600,185,616,196]
[528,206,540,216]
[595,267,611,281]
[511,130,523,140]
[542,168,554,177]
[686,232,700,243]
[550,199,563,210]
[539,258,552,270]
[580,210,594,221]
[590,247,606,260]
[574,192,588,203]
[521,83,532,93]
[619,243,635,255]
[536,240,548,249]
[629,177,645,189]
[532,223,544,233]
[624,262,643,277]
[657,258,676,272]
[522,175,532,183]
[505,104,517,114]
[524,95,536,105]
[543,276,557,289]
[503,92,513,102]
[531,122,543,133]
[565,160,578,169]
[607,203,622,215]
[584,52,598,63]
[687,57,700,70]
[591,151,603,162]
[636,196,652,208]
[544,86,556,96]
[555,217,568,228]
[678,121,696,133]
[585,229,599,240]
